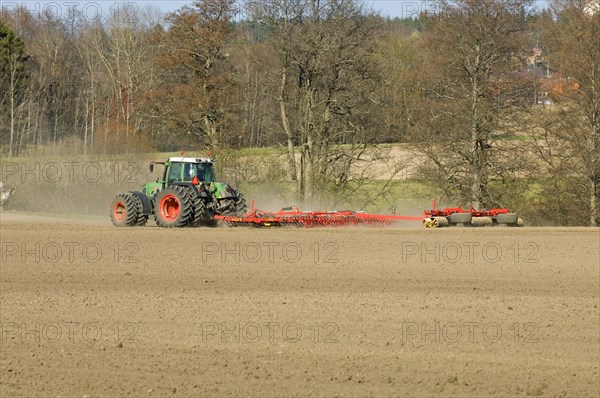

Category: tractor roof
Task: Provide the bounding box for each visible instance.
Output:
[168,157,215,164]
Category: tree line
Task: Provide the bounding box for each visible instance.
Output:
[0,0,598,225]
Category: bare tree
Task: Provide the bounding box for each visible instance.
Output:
[247,0,382,204]
[0,21,28,156]
[415,0,534,208]
[148,0,238,150]
[228,29,281,148]
[540,0,600,225]
[83,11,156,153]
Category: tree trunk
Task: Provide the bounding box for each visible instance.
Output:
[591,104,598,227]
[470,73,481,209]
[9,75,15,157]
[90,72,95,149]
[302,84,316,202]
[84,98,89,155]
[204,115,219,149]
[592,177,598,226]
[279,67,297,182]
[592,110,598,227]
[299,148,305,201]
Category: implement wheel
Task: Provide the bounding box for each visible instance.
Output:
[449,212,472,225]
[496,213,519,225]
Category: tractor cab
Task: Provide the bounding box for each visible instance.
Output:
[144,157,216,197]
[164,157,215,185]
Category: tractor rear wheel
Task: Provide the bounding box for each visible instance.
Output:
[154,186,193,228]
[110,193,141,227]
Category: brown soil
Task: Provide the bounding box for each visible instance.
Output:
[1,212,598,397]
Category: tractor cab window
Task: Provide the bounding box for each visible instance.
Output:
[202,163,215,182]
[188,163,215,182]
[168,162,215,183]
[167,162,184,184]
[183,163,204,182]
[183,163,196,182]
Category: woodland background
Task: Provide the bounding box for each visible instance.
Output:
[0,0,598,225]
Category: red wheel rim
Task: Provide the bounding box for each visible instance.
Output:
[113,201,126,221]
[159,194,180,221]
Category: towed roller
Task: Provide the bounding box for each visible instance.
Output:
[471,216,493,227]
[423,217,449,228]
[423,199,523,228]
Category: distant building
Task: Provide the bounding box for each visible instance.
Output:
[526,48,550,78]
[584,0,599,16]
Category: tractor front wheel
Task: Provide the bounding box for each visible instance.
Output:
[192,198,216,227]
[220,193,247,217]
[235,193,247,215]
[182,186,214,227]
[154,186,193,228]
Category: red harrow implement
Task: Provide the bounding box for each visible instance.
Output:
[423,199,523,228]
[214,201,424,228]
[215,200,523,228]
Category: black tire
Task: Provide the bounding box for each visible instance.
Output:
[131,195,149,226]
[219,199,235,216]
[110,193,141,227]
[234,193,247,215]
[219,193,248,217]
[180,186,215,227]
[449,212,472,224]
[136,214,149,226]
[496,213,519,224]
[154,186,193,228]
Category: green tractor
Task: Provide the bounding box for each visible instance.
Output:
[110,156,246,228]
